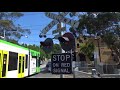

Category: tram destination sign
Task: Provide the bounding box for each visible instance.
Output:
[51,53,72,74]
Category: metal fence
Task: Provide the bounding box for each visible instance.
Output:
[74,69,92,78]
[73,62,94,78]
[73,61,120,78]
[96,64,120,74]
[100,74,120,78]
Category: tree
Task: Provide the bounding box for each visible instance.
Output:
[39,47,46,60]
[52,44,61,54]
[70,12,120,64]
[0,12,31,41]
[80,40,95,62]
[7,38,19,45]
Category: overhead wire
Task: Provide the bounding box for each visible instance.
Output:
[14,12,74,45]
[22,13,43,16]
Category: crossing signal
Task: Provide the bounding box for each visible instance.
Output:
[77,43,80,48]
[39,35,42,38]
[40,38,53,53]
[40,42,51,48]
[39,34,46,38]
[58,32,75,52]
[79,53,86,61]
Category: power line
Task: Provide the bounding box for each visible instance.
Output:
[19,22,71,29]
[23,27,57,30]
[20,40,40,42]
[20,24,52,28]
[23,13,42,16]
[22,26,70,32]
[21,24,45,28]
[31,34,54,35]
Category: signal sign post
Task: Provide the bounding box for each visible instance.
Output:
[40,12,78,78]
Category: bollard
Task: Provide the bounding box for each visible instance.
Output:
[73,67,76,78]
[91,69,97,78]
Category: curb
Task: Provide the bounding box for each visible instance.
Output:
[24,72,41,78]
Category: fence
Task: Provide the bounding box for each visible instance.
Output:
[73,62,94,78]
[96,63,120,74]
[73,61,120,78]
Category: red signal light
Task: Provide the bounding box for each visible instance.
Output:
[65,42,69,45]
[77,43,80,48]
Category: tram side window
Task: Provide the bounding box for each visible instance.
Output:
[25,55,28,69]
[0,53,1,60]
[8,52,18,71]
[38,57,40,67]
[0,53,1,66]
[3,54,7,64]
[22,57,24,72]
[32,56,37,66]
[36,56,39,67]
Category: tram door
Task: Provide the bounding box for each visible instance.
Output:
[18,54,25,78]
[0,50,2,78]
[0,50,8,78]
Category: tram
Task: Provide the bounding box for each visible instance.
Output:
[0,39,41,78]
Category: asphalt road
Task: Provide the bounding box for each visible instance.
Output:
[27,61,92,78]
[26,61,118,78]
[27,68,92,78]
[28,68,74,78]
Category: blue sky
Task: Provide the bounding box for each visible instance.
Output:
[15,12,79,46]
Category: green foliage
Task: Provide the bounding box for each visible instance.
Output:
[6,38,19,45]
[73,12,120,63]
[0,12,31,41]
[40,43,61,59]
[80,41,95,61]
[18,43,61,60]
[39,48,46,59]
[52,44,61,54]
[77,12,120,35]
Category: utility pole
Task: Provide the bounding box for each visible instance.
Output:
[3,29,17,40]
[58,12,67,78]
[3,29,6,40]
[59,28,63,78]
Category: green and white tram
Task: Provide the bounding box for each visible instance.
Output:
[0,39,41,78]
[29,50,41,75]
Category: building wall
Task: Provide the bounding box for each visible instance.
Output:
[75,36,116,64]
[94,38,116,64]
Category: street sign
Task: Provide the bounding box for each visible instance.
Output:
[51,53,72,74]
[41,20,58,34]
[45,12,80,28]
[54,34,61,39]
[72,52,76,61]
[59,12,69,16]
[70,12,79,17]
[66,51,76,61]
[52,27,66,34]
[41,12,69,34]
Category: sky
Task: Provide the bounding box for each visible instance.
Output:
[15,12,79,46]
[14,12,120,46]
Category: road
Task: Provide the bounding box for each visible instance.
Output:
[27,68,92,78]
[27,61,92,78]
[28,68,73,78]
[27,61,119,78]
